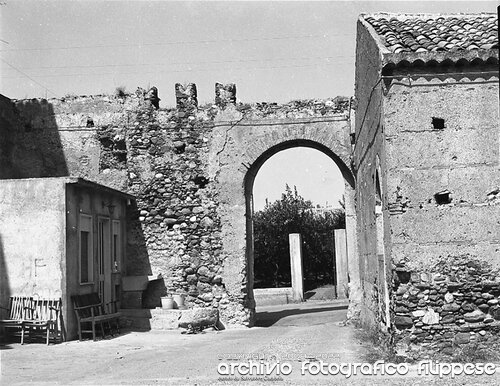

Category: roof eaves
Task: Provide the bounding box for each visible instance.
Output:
[382,48,499,68]
[66,177,135,200]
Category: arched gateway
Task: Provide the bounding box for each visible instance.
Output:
[210,106,359,325]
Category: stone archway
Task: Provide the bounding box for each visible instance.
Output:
[244,140,355,304]
[209,111,359,326]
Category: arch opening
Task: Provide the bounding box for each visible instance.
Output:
[244,140,355,308]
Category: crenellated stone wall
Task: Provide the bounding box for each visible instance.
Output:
[0,85,355,328]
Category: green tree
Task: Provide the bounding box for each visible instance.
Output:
[253,185,345,289]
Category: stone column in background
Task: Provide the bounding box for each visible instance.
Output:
[289,233,304,302]
[334,229,349,299]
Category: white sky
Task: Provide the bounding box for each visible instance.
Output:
[253,147,345,211]
[0,1,496,209]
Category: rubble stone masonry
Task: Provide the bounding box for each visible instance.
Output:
[0,86,353,328]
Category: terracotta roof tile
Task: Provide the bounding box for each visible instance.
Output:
[363,13,498,54]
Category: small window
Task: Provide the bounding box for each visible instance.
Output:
[112,220,121,272]
[79,214,93,284]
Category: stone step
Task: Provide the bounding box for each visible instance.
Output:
[254,287,293,306]
[119,308,187,331]
[254,293,291,306]
[119,308,152,331]
[150,308,183,330]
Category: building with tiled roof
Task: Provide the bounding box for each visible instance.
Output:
[359,13,498,66]
[353,12,499,358]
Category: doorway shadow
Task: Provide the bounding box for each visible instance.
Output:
[255,304,348,327]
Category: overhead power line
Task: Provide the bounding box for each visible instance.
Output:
[8,54,355,71]
[0,58,57,96]
[0,33,350,52]
[2,61,354,80]
[1,59,354,80]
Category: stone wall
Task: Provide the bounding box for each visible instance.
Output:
[384,66,500,357]
[0,86,355,328]
[353,18,389,328]
[393,255,500,359]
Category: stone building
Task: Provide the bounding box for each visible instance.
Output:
[354,13,499,356]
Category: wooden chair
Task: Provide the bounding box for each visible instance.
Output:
[71,293,121,341]
[21,298,62,345]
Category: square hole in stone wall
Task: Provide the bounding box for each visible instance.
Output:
[434,190,452,205]
[432,117,445,130]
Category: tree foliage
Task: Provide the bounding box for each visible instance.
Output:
[253,185,345,290]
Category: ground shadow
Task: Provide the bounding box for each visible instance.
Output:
[255,304,348,327]
[122,200,154,331]
[0,234,12,345]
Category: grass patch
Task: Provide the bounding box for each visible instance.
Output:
[354,326,397,363]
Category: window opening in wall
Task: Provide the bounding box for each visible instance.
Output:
[432,117,445,130]
[434,190,452,205]
[79,214,93,284]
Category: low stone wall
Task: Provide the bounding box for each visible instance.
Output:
[393,254,500,359]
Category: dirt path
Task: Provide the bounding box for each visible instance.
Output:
[2,302,500,385]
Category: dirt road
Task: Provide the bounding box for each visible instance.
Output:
[2,302,500,385]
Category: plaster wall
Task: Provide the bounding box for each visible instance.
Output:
[0,178,66,312]
[384,70,500,271]
[353,19,390,328]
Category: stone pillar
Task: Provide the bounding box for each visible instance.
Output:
[344,185,362,320]
[215,83,236,108]
[144,86,160,109]
[334,229,348,299]
[175,83,197,108]
[289,233,304,302]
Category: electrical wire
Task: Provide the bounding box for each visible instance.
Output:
[10,54,355,71]
[0,58,57,96]
[1,60,353,80]
[0,33,350,53]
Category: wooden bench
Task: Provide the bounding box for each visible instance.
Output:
[0,296,32,341]
[0,296,63,345]
[21,298,63,345]
[71,293,121,341]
